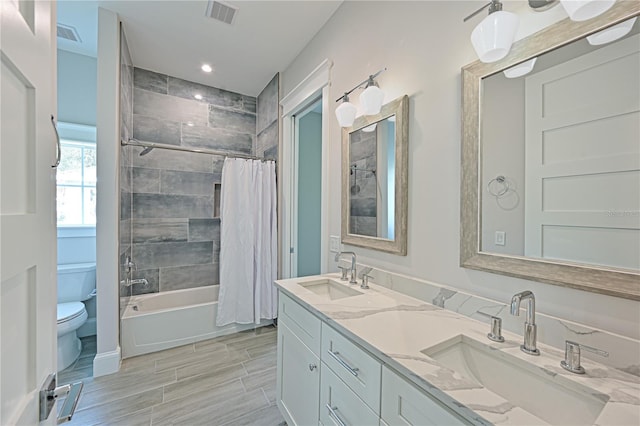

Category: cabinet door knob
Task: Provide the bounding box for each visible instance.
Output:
[308,363,317,371]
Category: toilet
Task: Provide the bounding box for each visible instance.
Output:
[57,262,96,371]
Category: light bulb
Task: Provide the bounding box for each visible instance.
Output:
[335,100,357,128]
[362,123,377,132]
[471,11,519,63]
[503,57,537,78]
[560,0,616,22]
[587,17,636,45]
[360,85,384,116]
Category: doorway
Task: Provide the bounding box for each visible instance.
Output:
[294,99,323,277]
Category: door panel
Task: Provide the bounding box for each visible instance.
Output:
[1,0,57,424]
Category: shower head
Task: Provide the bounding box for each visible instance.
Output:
[139,147,154,156]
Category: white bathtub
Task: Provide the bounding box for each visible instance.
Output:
[121,285,271,358]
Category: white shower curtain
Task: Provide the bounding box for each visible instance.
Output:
[216,157,278,326]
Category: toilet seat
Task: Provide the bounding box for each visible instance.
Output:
[57,302,88,338]
[57,302,85,323]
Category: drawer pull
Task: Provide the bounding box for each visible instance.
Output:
[326,404,347,426]
[327,350,359,377]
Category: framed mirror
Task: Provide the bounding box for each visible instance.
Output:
[342,95,409,255]
[461,2,640,300]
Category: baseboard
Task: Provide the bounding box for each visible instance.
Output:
[93,346,121,377]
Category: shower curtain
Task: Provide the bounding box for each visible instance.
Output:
[216,158,278,326]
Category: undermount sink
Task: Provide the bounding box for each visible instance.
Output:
[298,279,363,301]
[421,335,608,426]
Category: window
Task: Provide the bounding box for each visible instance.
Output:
[56,123,97,226]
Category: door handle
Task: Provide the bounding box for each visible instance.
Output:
[40,373,84,423]
[51,114,61,168]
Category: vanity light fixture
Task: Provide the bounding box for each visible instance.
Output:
[587,16,636,45]
[335,68,386,128]
[201,64,213,73]
[464,0,519,63]
[503,57,538,78]
[560,0,616,21]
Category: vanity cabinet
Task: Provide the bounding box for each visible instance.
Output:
[277,292,468,426]
[277,293,322,426]
[381,366,468,426]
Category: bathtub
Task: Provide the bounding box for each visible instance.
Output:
[121,285,272,358]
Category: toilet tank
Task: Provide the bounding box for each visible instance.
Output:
[57,263,96,303]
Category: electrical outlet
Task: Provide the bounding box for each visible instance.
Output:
[495,231,506,246]
[329,235,341,253]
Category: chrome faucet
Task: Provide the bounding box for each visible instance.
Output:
[334,251,357,285]
[510,290,540,355]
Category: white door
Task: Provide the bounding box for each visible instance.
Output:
[1,1,58,424]
[524,34,640,269]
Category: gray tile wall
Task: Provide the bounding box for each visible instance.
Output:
[128,68,256,295]
[349,130,377,237]
[119,29,134,303]
[256,74,279,160]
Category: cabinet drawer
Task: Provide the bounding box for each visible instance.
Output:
[321,323,381,413]
[320,362,379,426]
[381,366,468,426]
[279,292,322,355]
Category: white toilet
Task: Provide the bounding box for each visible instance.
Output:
[57,262,96,371]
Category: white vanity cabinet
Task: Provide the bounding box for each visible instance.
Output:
[381,366,468,426]
[277,293,322,426]
[277,291,469,426]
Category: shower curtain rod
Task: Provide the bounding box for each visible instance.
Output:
[120,138,273,162]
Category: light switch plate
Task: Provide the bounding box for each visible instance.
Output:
[495,231,506,246]
[330,235,341,253]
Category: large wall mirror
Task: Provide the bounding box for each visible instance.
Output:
[461,1,640,300]
[342,95,408,255]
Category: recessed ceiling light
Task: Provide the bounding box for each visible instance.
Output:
[201,64,213,73]
[186,122,195,127]
[194,94,203,100]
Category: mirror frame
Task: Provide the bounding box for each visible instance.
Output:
[342,95,409,255]
[461,1,640,300]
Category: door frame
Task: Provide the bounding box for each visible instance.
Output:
[280,59,332,279]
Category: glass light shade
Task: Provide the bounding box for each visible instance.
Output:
[471,11,519,63]
[335,101,357,128]
[503,57,538,78]
[587,17,636,45]
[560,0,616,22]
[360,85,384,115]
[362,123,377,132]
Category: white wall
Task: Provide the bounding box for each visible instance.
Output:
[282,1,640,341]
[94,7,121,376]
[57,49,97,126]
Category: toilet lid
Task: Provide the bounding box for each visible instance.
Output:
[57,302,85,323]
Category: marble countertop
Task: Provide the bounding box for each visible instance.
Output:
[275,274,640,426]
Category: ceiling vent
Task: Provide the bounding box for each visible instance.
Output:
[57,23,81,42]
[205,1,238,25]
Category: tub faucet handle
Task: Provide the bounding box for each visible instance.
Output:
[124,257,137,274]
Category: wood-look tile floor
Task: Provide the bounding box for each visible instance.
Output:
[61,326,284,426]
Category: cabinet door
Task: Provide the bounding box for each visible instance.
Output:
[381,367,468,426]
[277,322,320,426]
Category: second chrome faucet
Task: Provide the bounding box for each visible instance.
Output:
[510,290,540,355]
